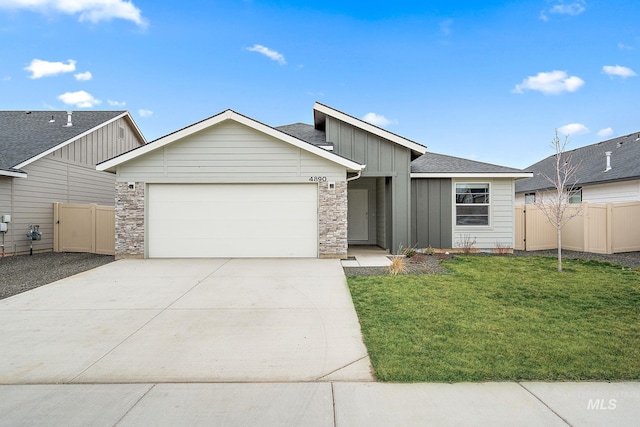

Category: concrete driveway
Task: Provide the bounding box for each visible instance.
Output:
[0,258,372,384]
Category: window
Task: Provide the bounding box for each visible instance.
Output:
[455,183,489,226]
[524,193,536,204]
[569,188,582,204]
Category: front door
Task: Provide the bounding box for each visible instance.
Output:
[348,188,368,241]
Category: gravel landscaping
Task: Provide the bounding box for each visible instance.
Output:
[0,252,114,300]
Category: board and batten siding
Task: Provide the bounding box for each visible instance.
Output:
[51,117,141,166]
[116,120,346,183]
[411,178,453,249]
[452,178,515,249]
[325,116,413,252]
[376,177,386,247]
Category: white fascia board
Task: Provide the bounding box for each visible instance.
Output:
[0,169,27,178]
[15,112,131,169]
[99,110,364,172]
[411,172,534,179]
[314,102,427,155]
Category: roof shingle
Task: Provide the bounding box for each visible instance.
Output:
[515,132,640,193]
[0,110,125,171]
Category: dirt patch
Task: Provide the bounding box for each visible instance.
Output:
[0,252,115,300]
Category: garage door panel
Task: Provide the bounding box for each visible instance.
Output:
[148,184,318,258]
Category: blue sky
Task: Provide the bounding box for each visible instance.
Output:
[1,0,638,168]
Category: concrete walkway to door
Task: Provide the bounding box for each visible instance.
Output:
[0,258,373,384]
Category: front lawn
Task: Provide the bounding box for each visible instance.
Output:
[347,255,640,382]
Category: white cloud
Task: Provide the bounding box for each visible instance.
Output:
[362,112,397,127]
[107,99,126,106]
[602,65,637,78]
[558,123,589,136]
[246,44,286,65]
[549,1,586,16]
[440,19,453,36]
[512,70,584,95]
[74,71,92,81]
[138,109,153,117]
[25,58,76,79]
[0,0,147,26]
[597,128,614,137]
[618,42,633,50]
[58,90,101,107]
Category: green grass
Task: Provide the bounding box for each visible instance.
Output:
[347,255,640,382]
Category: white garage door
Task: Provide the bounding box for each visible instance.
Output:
[148,184,318,258]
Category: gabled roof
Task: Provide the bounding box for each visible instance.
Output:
[515,132,640,193]
[411,152,532,178]
[0,110,145,177]
[313,102,427,157]
[98,109,364,172]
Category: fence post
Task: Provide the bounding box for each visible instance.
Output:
[53,202,60,252]
[91,204,97,253]
[606,203,613,254]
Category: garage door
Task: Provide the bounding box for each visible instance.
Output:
[148,184,318,258]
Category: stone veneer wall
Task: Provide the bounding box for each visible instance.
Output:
[318,180,348,258]
[115,181,145,259]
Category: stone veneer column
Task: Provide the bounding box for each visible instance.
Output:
[318,180,348,258]
[115,181,145,259]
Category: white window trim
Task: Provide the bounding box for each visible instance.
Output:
[453,181,492,228]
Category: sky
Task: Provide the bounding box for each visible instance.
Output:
[1,0,638,169]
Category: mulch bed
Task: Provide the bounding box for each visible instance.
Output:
[343,249,640,277]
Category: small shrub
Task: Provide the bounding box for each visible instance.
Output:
[455,234,477,254]
[423,246,435,256]
[386,255,407,275]
[402,246,418,258]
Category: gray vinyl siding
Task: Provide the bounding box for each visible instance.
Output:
[326,117,412,252]
[452,178,515,249]
[116,120,346,183]
[51,117,141,166]
[411,179,452,249]
[6,157,119,254]
[1,118,144,255]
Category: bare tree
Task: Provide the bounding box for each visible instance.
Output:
[533,130,582,271]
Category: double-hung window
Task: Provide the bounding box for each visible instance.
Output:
[455,183,490,226]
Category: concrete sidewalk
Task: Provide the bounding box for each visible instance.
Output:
[1,381,638,426]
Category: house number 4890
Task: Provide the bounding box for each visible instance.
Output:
[309,176,327,182]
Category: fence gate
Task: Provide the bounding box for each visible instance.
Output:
[53,203,115,255]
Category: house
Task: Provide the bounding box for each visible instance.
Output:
[0,111,146,255]
[515,132,640,204]
[98,103,530,259]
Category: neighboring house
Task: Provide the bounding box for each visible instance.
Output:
[0,111,146,255]
[98,103,530,259]
[515,132,640,204]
